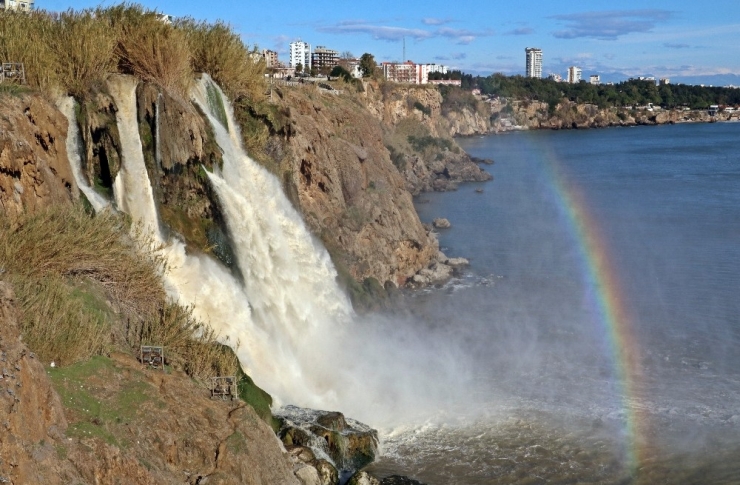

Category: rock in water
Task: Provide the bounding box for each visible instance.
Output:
[277,406,379,476]
[432,217,451,229]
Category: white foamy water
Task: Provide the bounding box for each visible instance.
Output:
[108,75,161,238]
[56,96,110,213]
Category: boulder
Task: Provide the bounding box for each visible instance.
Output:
[295,465,322,485]
[277,406,379,477]
[432,218,451,229]
[347,471,381,485]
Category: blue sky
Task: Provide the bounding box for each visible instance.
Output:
[44,0,740,85]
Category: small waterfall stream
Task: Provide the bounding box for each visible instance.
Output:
[57,96,110,213]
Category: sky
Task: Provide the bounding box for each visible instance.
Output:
[43,0,740,85]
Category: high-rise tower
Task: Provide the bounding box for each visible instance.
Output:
[525,47,542,78]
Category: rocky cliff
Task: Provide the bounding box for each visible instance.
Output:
[0,93,77,217]
[436,93,738,135]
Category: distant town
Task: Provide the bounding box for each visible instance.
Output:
[1,0,737,90]
[264,40,460,86]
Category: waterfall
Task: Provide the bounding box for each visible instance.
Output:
[56,96,110,213]
[107,73,467,425]
[106,73,355,410]
[190,75,356,405]
[108,75,162,239]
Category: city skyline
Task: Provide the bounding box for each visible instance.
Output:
[38,0,740,86]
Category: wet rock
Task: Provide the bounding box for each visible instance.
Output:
[347,471,380,485]
[277,406,379,476]
[295,464,321,485]
[432,218,451,229]
[380,476,427,485]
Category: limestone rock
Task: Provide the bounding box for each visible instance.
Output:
[274,88,438,286]
[432,218,451,229]
[0,281,80,484]
[347,471,381,485]
[295,464,321,485]
[0,94,77,217]
[277,406,378,476]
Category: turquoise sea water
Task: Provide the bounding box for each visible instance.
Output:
[368,123,740,484]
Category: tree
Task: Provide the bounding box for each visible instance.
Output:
[330,65,352,82]
[295,62,302,74]
[359,53,376,78]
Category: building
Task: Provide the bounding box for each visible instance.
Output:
[262,50,279,68]
[289,40,311,71]
[525,48,542,78]
[567,66,582,84]
[382,61,418,83]
[381,61,449,84]
[547,73,563,82]
[311,46,339,72]
[426,64,448,75]
[0,0,33,10]
[589,74,600,85]
[659,78,670,85]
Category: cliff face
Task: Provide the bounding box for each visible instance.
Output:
[271,87,438,286]
[360,82,492,195]
[435,94,738,135]
[0,94,77,217]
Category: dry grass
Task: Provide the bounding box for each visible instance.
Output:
[50,9,118,97]
[99,4,192,96]
[0,204,239,380]
[126,302,239,382]
[9,275,110,366]
[179,18,266,103]
[0,5,265,101]
[0,10,57,92]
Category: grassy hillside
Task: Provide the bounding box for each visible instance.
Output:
[0,203,273,423]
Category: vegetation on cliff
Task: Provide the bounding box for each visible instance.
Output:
[0,5,265,101]
[474,74,740,110]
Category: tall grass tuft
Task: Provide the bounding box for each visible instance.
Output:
[178,18,266,103]
[0,204,164,319]
[9,275,109,365]
[125,301,239,382]
[50,9,118,97]
[98,4,192,96]
[0,10,57,93]
[0,205,239,382]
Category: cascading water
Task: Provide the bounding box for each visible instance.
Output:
[106,73,469,432]
[57,96,110,213]
[108,75,162,238]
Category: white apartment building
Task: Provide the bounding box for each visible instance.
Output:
[289,40,311,71]
[525,47,542,78]
[567,66,582,83]
[589,74,600,85]
[0,0,33,10]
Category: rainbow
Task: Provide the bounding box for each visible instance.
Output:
[534,140,647,473]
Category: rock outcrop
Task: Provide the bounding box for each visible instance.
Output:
[271,87,439,286]
[277,406,379,479]
[0,94,77,217]
[0,281,79,484]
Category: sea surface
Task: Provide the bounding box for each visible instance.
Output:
[366,123,740,484]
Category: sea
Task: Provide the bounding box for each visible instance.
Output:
[365,122,740,484]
